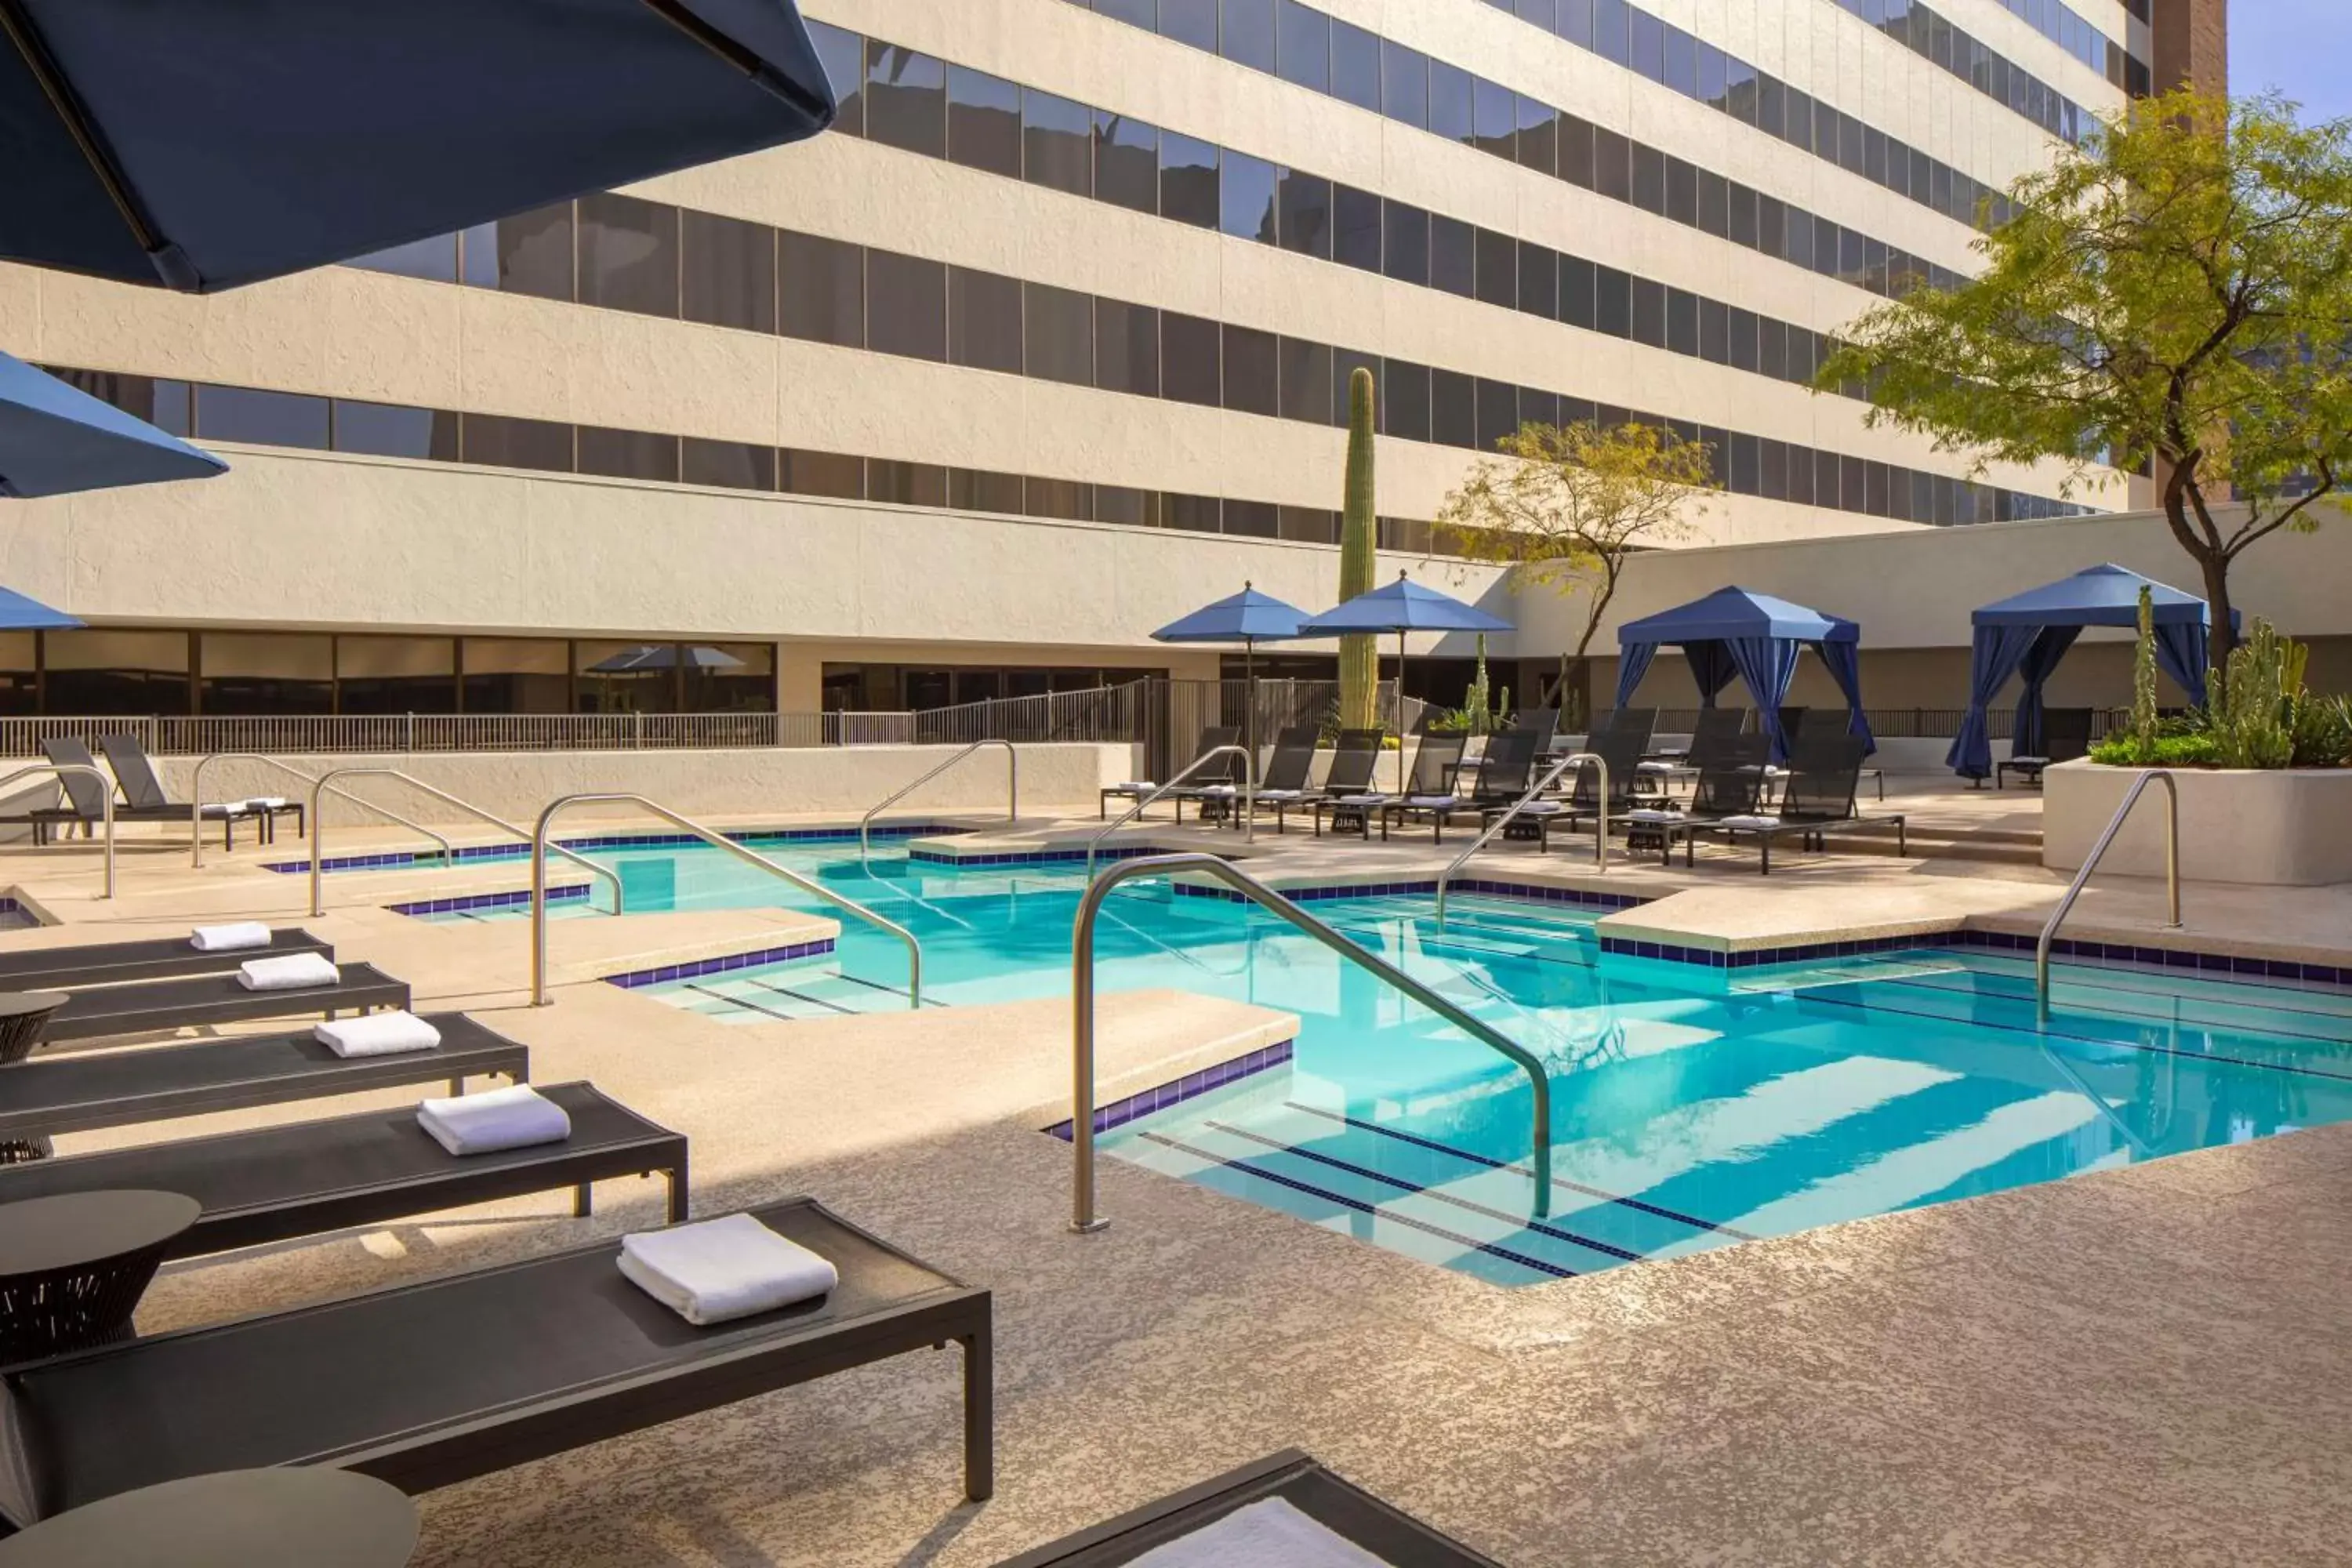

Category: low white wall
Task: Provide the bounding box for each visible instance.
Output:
[158,743,1129,829]
[2043,760,2352,886]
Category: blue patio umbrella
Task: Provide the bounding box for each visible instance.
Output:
[0,583,78,630]
[0,350,223,498]
[1304,572,1513,792]
[0,0,837,293]
[1151,583,1311,771]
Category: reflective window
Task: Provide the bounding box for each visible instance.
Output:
[195,384,328,449]
[1164,493,1221,532]
[1278,338,1330,423]
[1333,184,1381,271]
[1159,132,1220,228]
[1221,325,1279,418]
[1472,77,1515,159]
[1428,58,1473,146]
[1025,282,1094,386]
[949,267,1025,375]
[1275,0,1328,91]
[1631,143,1664,214]
[1665,289,1697,356]
[780,448,865,499]
[948,64,1022,177]
[683,643,775,713]
[332,400,457,461]
[459,637,568,714]
[779,232,865,347]
[576,640,668,714]
[868,459,949,507]
[1096,0,1156,27]
[1757,318,1787,382]
[1220,0,1276,71]
[1476,379,1517,450]
[1023,88,1092,197]
[1381,360,1432,441]
[349,234,459,283]
[1094,298,1160,396]
[45,630,190,717]
[576,193,678,318]
[1559,115,1594,188]
[1382,203,1428,287]
[1627,7,1662,79]
[1431,369,1475,448]
[867,251,946,361]
[1556,0,1592,46]
[1520,390,1559,430]
[336,636,457,716]
[201,633,333,716]
[1332,348,1378,426]
[1662,20,1695,94]
[1630,278,1664,347]
[1276,169,1331,259]
[461,413,572,473]
[865,42,946,156]
[1593,266,1630,338]
[681,437,775,492]
[1163,312,1222,406]
[1094,110,1159,214]
[1592,127,1630,201]
[1220,151,1279,243]
[1726,307,1759,372]
[950,469,1026,514]
[1381,41,1426,129]
[1727,182,1757,249]
[803,21,866,136]
[1279,506,1337,544]
[1729,434,1760,495]
[1699,299,1728,364]
[46,370,190,435]
[1093,485,1161,528]
[1515,94,1556,177]
[1429,216,1475,299]
[681,209,774,333]
[576,426,678,482]
[1518,241,1556,320]
[1330,18,1381,111]
[1473,227,1514,307]
[1223,499,1278,538]
[1592,0,1627,64]
[1025,477,1093,520]
[493,204,574,301]
[1516,0,1555,28]
[1158,0,1218,50]
[1663,156,1696,226]
[1559,256,1595,330]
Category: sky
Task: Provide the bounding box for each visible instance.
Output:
[2228,0,2352,123]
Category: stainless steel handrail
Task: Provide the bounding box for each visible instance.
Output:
[1069,852,1552,1232]
[307,768,624,920]
[191,753,452,873]
[1084,744,1256,881]
[858,739,1018,866]
[0,764,113,898]
[530,793,920,1008]
[2036,768,2181,1025]
[1435,752,1606,926]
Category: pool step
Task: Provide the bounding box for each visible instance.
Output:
[661,963,930,1023]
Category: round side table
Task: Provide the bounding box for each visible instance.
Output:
[0,1468,419,1566]
[0,1190,199,1362]
[0,993,67,1066]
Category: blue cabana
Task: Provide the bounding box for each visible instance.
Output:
[1613,586,1871,763]
[1947,564,2227,782]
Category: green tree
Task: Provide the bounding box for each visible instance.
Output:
[1338,367,1380,731]
[1821,89,2352,667]
[1436,420,1714,724]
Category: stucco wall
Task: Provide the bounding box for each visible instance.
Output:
[2045,760,2352,887]
[156,742,1129,829]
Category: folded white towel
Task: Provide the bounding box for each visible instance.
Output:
[1625,808,1683,822]
[1406,795,1458,808]
[1337,793,1388,806]
[416,1082,569,1156]
[1720,814,1784,829]
[191,921,271,953]
[314,1009,442,1057]
[1112,781,1155,792]
[237,796,289,811]
[619,1212,839,1326]
[2008,755,2049,767]
[238,952,340,990]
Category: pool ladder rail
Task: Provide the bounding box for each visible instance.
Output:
[858,739,1017,868]
[1434,751,1607,927]
[0,762,114,899]
[2035,768,2181,1025]
[1085,744,1257,881]
[1069,851,1553,1230]
[530,793,920,1010]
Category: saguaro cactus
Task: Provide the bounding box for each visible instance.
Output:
[1338,367,1379,732]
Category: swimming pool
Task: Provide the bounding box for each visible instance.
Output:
[408,835,2352,1284]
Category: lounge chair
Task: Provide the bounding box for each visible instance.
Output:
[1625,733,1770,865]
[1305,730,1390,838]
[1501,726,1645,852]
[1595,705,1658,754]
[102,732,306,844]
[0,928,332,992]
[996,1449,1502,1567]
[1635,706,1746,795]
[0,1196,993,1524]
[0,1080,686,1255]
[1368,734,1472,844]
[40,962,410,1044]
[0,1013,528,1160]
[1508,708,1559,760]
[1697,733,1907,873]
[9,739,253,850]
[1997,706,2093,790]
[1194,725,1317,833]
[1792,707,1886,800]
[1099,726,1237,821]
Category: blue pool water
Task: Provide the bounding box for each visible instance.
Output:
[417,837,2352,1284]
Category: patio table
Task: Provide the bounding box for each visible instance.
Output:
[0,1468,416,1566]
[0,1190,198,1360]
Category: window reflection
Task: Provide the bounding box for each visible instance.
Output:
[336,636,457,715]
[200,633,333,716]
[43,631,190,717]
[576,193,679,318]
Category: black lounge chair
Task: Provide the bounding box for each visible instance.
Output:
[1369,734,1472,844]
[1791,707,1886,800]
[1306,729,1390,838]
[1595,705,1658,754]
[102,733,306,845]
[0,1013,528,1158]
[997,1448,1502,1567]
[1196,725,1319,833]
[1504,726,1646,852]
[1627,733,1771,865]
[1697,733,1907,873]
[0,1196,992,1525]
[1636,706,1746,795]
[9,739,249,850]
[1100,726,1237,821]
[1998,706,2093,789]
[0,928,332,992]
[0,1081,685,1257]
[40,962,409,1044]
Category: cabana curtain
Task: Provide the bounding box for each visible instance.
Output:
[1613,586,1871,764]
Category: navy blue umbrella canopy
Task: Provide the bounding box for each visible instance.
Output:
[0,0,837,293]
[1152,583,1310,774]
[1947,564,2229,780]
[1305,573,1513,791]
[1615,586,1871,762]
[0,584,78,630]
[0,350,223,498]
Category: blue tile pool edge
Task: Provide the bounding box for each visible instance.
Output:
[601,938,840,990]
[1044,1039,1297,1141]
[269,822,968,875]
[389,884,590,917]
[1171,877,1642,911]
[1595,927,2352,993]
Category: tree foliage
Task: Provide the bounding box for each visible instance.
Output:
[1820,89,2352,664]
[1436,420,1714,720]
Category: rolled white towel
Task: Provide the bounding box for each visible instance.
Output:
[191,921,271,953]
[1405,795,1458,809]
[314,1009,441,1057]
[1624,808,1684,822]
[416,1083,569,1156]
[1719,814,1784,829]
[236,796,289,811]
[1112,781,1155,792]
[618,1212,839,1326]
[238,952,341,991]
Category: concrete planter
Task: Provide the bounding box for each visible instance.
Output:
[2043,758,2352,886]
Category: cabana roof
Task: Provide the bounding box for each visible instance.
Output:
[1617,586,1858,646]
[1972,563,2220,629]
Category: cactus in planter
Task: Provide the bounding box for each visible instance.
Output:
[1338,368,1380,733]
[1463,635,1493,736]
[2207,618,2306,769]
[2129,585,2158,764]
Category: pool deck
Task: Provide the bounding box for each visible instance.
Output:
[0,797,2347,1564]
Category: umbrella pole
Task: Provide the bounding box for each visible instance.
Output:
[1396,628,1407,795]
[1244,640,1257,840]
